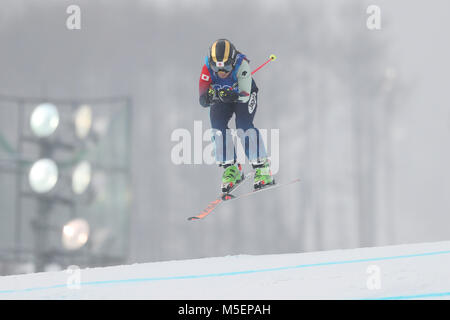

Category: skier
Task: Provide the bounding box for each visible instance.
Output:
[198,39,274,193]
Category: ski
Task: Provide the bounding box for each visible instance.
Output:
[220,177,301,204]
[187,176,301,221]
[187,173,252,221]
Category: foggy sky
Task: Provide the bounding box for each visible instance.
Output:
[0,0,449,272]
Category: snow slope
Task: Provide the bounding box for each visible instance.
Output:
[1,241,450,300]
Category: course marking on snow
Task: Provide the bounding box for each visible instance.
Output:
[367,291,450,300]
[1,248,450,298]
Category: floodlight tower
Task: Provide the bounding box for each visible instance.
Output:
[1,94,132,274]
[28,103,62,271]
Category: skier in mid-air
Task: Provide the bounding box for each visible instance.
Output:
[198,39,274,193]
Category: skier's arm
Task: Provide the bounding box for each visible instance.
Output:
[236,60,252,103]
[199,64,213,107]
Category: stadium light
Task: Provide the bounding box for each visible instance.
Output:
[62,218,90,250]
[28,158,59,193]
[72,161,92,195]
[74,104,93,139]
[30,103,60,137]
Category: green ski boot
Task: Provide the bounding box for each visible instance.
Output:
[252,159,275,190]
[221,163,244,193]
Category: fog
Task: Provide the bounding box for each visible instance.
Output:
[0,0,449,275]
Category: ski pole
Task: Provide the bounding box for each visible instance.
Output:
[251,54,277,75]
[216,54,277,93]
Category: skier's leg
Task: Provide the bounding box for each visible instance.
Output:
[234,88,274,189]
[234,91,267,163]
[210,103,243,192]
[209,102,235,164]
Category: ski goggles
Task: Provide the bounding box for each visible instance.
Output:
[210,61,233,73]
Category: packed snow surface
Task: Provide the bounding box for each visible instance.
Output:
[1,241,450,299]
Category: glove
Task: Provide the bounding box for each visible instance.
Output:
[218,87,239,103]
[207,87,217,101]
[199,87,217,108]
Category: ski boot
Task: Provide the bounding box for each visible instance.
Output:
[221,162,245,193]
[252,158,275,190]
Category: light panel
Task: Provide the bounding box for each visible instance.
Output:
[30,103,60,137]
[72,161,92,194]
[74,104,92,139]
[28,159,58,193]
[62,218,90,250]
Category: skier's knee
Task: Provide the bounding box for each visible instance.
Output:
[235,127,258,139]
